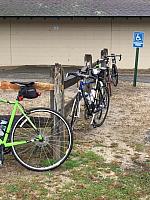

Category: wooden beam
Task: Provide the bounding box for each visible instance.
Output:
[0,81,54,91]
[35,82,54,91]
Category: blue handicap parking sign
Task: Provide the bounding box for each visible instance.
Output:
[133,32,144,48]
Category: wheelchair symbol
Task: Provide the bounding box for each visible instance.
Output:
[136,34,141,41]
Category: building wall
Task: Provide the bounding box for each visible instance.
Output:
[0,17,149,69]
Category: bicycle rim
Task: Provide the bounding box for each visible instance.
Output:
[107,80,112,97]
[111,65,118,87]
[11,108,73,171]
[93,85,109,127]
[70,94,80,129]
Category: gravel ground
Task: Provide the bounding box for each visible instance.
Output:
[72,81,150,170]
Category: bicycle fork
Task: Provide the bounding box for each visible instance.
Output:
[70,98,81,118]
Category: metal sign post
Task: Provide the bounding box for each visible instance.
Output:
[133,48,139,87]
[133,32,144,87]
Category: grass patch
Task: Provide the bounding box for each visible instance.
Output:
[62,150,104,170]
[2,178,50,200]
[62,159,82,170]
[5,184,21,193]
[134,143,145,152]
[59,168,150,200]
[1,147,150,200]
[55,151,150,200]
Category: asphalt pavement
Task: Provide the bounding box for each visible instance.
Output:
[0,66,79,82]
[119,74,150,83]
[0,66,150,83]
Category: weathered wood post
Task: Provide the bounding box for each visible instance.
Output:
[54,63,64,115]
[84,54,92,68]
[49,65,55,109]
[53,63,65,159]
[84,54,93,94]
[101,48,108,59]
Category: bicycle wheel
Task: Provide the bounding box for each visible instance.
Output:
[106,77,112,97]
[11,107,73,171]
[70,93,80,129]
[92,82,109,127]
[111,64,118,87]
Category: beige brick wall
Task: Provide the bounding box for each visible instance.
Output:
[0,17,149,69]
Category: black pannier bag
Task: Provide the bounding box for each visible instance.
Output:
[18,85,40,99]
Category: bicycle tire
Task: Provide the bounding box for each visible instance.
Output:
[11,107,73,171]
[111,64,118,87]
[104,69,112,97]
[92,82,109,127]
[70,93,80,129]
[106,79,112,97]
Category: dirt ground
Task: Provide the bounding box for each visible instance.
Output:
[72,81,150,170]
[0,80,150,199]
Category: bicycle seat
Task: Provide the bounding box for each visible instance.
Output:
[10,81,35,87]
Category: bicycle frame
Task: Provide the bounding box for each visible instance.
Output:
[0,97,39,147]
[71,79,96,118]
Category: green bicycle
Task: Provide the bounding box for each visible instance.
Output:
[0,81,73,171]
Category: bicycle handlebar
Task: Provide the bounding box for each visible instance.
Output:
[109,54,122,61]
[66,71,96,80]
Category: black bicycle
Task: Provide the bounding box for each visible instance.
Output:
[95,57,112,96]
[67,69,109,129]
[109,54,122,87]
[95,54,122,96]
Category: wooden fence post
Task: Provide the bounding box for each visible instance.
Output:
[49,65,55,109]
[54,63,64,115]
[53,63,65,159]
[84,54,92,68]
[101,48,108,59]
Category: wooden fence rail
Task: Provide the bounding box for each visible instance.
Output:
[0,81,54,91]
